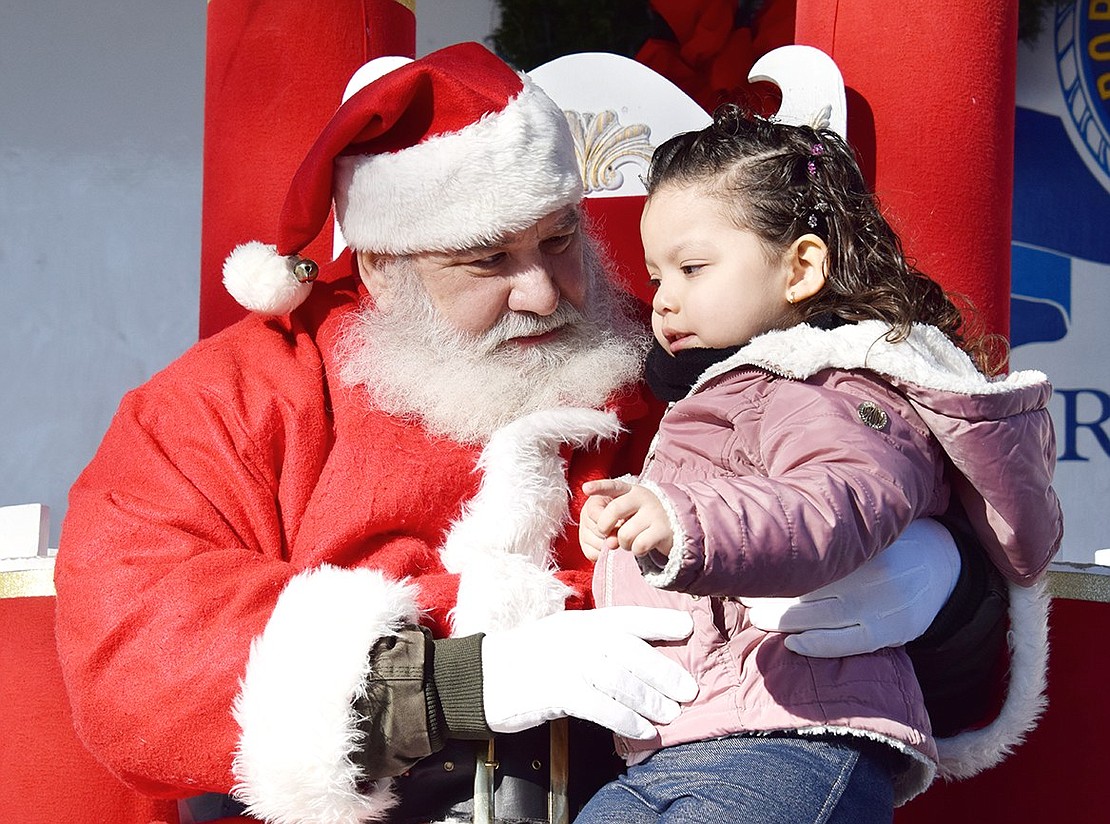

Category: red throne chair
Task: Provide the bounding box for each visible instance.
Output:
[0,505,178,824]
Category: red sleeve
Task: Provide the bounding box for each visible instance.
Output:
[54,323,422,819]
[56,371,301,794]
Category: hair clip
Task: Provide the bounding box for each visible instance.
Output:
[805,201,830,230]
[807,143,825,177]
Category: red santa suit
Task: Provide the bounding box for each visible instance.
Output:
[56,44,656,823]
[54,249,657,820]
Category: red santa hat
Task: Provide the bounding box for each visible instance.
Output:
[224,42,584,315]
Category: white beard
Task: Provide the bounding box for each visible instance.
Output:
[337,244,650,444]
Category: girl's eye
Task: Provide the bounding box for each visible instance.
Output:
[680,264,703,275]
[647,277,661,290]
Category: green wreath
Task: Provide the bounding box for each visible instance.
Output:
[489,0,1057,71]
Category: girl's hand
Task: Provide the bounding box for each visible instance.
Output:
[579,493,613,561]
[582,479,674,558]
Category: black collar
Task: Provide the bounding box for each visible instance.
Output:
[645,315,849,402]
[645,341,742,402]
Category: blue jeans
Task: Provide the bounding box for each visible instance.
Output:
[574,734,896,824]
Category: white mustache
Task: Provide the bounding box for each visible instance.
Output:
[477,302,586,352]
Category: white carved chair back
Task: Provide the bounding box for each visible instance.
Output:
[531,45,846,200]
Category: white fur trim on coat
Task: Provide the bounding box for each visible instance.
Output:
[441,408,622,636]
[935,579,1051,779]
[334,76,583,255]
[701,321,1047,396]
[232,565,421,824]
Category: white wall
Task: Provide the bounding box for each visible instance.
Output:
[0,2,496,547]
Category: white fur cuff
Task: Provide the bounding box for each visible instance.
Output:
[232,566,421,824]
[935,579,1051,779]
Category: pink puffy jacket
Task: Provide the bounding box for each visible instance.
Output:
[594,321,1062,805]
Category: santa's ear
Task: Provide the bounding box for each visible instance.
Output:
[355,251,394,300]
[785,234,827,304]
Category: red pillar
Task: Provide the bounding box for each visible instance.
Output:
[200,0,415,338]
[794,1,1017,339]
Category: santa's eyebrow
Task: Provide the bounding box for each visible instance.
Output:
[548,208,581,234]
[447,207,582,258]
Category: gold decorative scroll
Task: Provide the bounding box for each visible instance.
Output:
[1047,564,1110,604]
[0,567,56,599]
[564,110,653,194]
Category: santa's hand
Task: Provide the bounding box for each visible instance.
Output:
[741,519,961,657]
[482,607,697,739]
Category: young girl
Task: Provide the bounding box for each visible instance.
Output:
[577,106,1062,823]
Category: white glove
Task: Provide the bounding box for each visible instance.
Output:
[741,519,961,657]
[482,607,698,740]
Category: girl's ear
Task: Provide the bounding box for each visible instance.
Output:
[785,233,828,304]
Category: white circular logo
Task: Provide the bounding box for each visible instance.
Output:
[1056,1,1110,194]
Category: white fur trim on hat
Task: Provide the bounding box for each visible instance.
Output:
[335,75,583,255]
[231,565,420,824]
[223,240,314,316]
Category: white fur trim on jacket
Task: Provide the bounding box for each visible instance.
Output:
[334,75,583,256]
[440,408,622,636]
[232,565,421,824]
[634,476,689,590]
[700,321,1047,396]
[935,579,1051,779]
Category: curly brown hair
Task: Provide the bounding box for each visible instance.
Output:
[644,104,1005,374]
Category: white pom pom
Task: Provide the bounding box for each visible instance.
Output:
[222,241,313,315]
